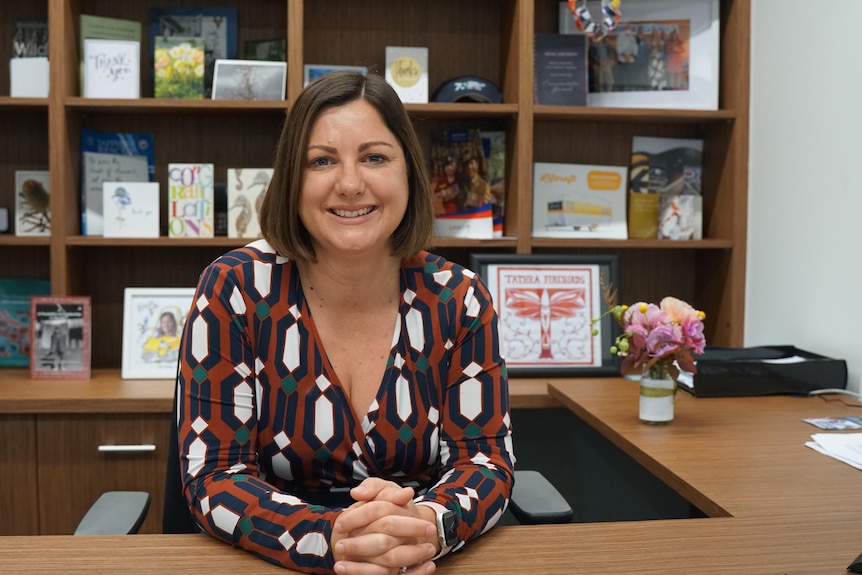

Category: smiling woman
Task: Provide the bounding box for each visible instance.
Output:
[174,71,515,575]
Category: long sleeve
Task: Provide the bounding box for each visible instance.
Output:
[177,244,341,573]
[409,261,515,552]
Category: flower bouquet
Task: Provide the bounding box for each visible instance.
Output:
[593,292,706,423]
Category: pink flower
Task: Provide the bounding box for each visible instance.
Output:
[596,295,707,377]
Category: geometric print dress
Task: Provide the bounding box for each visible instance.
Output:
[176,240,516,573]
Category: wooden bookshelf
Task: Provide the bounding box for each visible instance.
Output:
[0,0,750,371]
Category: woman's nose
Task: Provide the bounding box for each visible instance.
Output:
[335,163,364,196]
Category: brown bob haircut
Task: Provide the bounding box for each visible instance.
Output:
[260,70,434,262]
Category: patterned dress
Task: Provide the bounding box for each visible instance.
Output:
[176,239,515,573]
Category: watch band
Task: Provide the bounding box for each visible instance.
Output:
[416,501,457,559]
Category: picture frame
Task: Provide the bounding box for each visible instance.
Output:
[121,287,195,379]
[212,59,287,100]
[303,64,368,87]
[470,253,620,377]
[30,296,91,380]
[559,0,719,110]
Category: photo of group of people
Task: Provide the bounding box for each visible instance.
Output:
[588,19,690,94]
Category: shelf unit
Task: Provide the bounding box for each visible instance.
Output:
[0,0,750,374]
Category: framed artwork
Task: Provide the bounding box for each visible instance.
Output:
[212,59,287,100]
[303,64,368,87]
[30,296,91,379]
[122,287,195,379]
[470,253,620,377]
[559,0,719,110]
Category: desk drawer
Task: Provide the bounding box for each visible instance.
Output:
[36,413,171,535]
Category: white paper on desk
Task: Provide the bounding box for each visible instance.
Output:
[806,433,862,470]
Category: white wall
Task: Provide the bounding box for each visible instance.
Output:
[747,0,862,393]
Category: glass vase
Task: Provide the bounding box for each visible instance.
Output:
[639,362,675,424]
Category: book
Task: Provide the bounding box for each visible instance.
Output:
[168,163,215,238]
[534,33,588,106]
[226,168,272,239]
[214,182,227,236]
[102,182,160,238]
[428,128,495,239]
[212,59,286,100]
[80,128,155,236]
[628,136,703,239]
[10,57,49,97]
[244,38,286,62]
[385,46,429,103]
[149,6,238,98]
[14,170,51,236]
[13,21,48,58]
[79,14,142,94]
[0,278,50,367]
[482,131,507,238]
[304,64,367,87]
[532,162,628,239]
[30,296,92,380]
[153,36,205,99]
[83,38,141,99]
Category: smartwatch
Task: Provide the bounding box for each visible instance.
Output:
[417,502,457,559]
[437,509,457,549]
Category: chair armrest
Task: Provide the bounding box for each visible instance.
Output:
[74,491,151,535]
[509,470,573,525]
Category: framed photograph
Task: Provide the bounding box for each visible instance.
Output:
[470,253,620,377]
[122,287,195,379]
[30,296,91,379]
[212,59,287,100]
[303,64,368,87]
[559,0,719,110]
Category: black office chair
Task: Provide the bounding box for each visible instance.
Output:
[75,386,572,535]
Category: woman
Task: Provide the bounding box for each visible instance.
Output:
[175,71,514,574]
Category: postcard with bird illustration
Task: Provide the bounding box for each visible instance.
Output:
[15,170,51,237]
[102,181,160,238]
[226,167,272,240]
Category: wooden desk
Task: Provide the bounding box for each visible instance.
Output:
[2,377,861,573]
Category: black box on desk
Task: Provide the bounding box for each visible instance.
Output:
[681,345,848,397]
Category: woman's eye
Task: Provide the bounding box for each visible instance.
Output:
[365,154,386,164]
[309,157,332,168]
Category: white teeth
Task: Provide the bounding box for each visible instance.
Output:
[333,207,373,218]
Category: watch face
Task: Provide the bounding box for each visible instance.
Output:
[441,510,457,546]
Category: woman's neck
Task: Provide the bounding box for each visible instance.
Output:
[296,252,402,311]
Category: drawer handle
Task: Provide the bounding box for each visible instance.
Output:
[97,444,157,453]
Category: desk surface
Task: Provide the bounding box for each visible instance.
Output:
[2,377,862,574]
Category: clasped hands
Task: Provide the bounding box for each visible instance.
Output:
[332,477,439,575]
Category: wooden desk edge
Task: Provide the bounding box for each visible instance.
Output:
[547,379,731,519]
[0,369,558,413]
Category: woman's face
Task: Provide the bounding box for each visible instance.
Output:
[160,314,176,334]
[299,99,409,260]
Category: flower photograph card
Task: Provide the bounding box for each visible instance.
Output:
[122,287,195,379]
[30,296,91,380]
[470,253,620,377]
